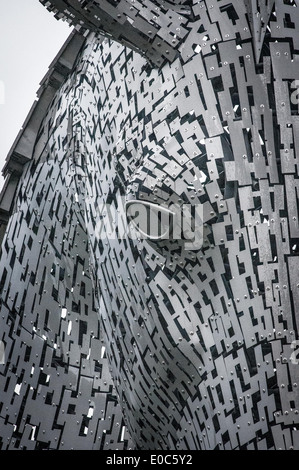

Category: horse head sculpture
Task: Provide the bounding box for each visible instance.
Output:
[0,0,299,450]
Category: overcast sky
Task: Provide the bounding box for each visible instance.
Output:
[0,0,72,190]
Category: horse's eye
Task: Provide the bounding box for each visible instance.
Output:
[126,200,205,250]
[126,200,175,241]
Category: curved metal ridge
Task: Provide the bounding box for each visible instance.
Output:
[0,30,86,246]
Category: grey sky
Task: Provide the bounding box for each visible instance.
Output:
[0,0,72,190]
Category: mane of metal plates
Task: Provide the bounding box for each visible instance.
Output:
[0,0,299,450]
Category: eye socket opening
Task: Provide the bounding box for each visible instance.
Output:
[125,200,175,241]
[125,200,205,250]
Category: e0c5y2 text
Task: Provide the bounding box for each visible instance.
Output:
[150,455,193,465]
